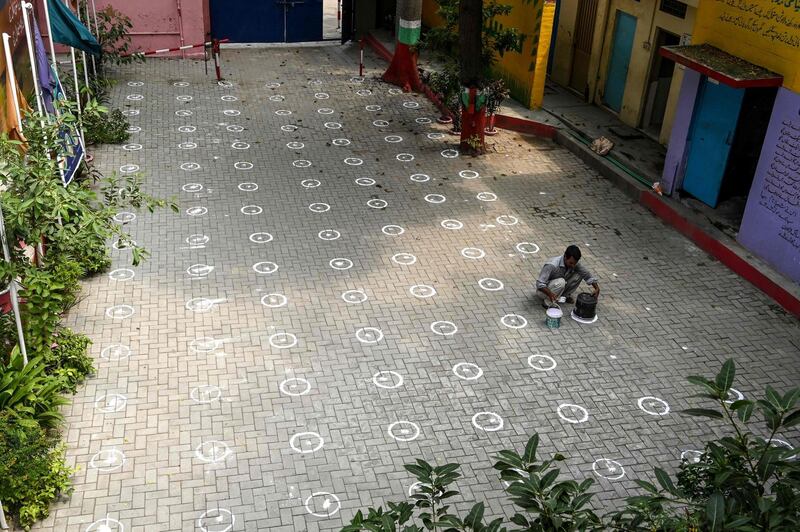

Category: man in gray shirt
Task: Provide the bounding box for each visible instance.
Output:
[536,245,600,308]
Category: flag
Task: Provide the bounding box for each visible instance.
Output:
[5,72,31,143]
[33,23,55,113]
[47,0,101,56]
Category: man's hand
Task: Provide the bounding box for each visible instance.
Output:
[592,283,601,299]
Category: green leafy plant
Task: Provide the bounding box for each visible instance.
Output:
[0,415,74,531]
[0,349,68,429]
[93,4,142,70]
[485,79,510,117]
[82,98,130,145]
[609,359,800,531]
[44,328,94,394]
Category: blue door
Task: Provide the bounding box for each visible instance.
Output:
[682,78,744,207]
[211,0,322,43]
[603,11,636,113]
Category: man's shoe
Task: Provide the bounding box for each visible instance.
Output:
[564,296,575,304]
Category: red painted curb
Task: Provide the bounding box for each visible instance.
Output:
[639,191,800,317]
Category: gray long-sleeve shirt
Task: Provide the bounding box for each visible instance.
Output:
[536,255,598,290]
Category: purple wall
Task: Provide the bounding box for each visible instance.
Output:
[661,68,701,195]
[738,87,800,284]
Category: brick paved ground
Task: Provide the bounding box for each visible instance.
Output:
[36,44,800,531]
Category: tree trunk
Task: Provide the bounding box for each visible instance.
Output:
[458,0,486,153]
[383,0,423,92]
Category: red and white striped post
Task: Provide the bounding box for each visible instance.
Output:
[359,39,364,77]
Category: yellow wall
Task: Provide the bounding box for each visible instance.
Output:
[693,0,800,92]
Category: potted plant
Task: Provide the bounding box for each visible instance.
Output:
[484,79,509,136]
[427,67,460,124]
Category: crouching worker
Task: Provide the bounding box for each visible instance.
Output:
[535,245,600,309]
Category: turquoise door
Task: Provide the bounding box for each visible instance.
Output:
[603,11,636,112]
[682,78,744,207]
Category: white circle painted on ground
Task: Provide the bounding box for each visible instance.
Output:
[95,393,127,413]
[391,253,417,265]
[175,109,193,117]
[388,421,420,442]
[122,109,139,117]
[410,173,430,183]
[177,125,196,134]
[119,164,139,173]
[85,517,124,532]
[344,157,363,166]
[265,81,281,88]
[189,337,221,353]
[224,109,241,116]
[275,109,292,116]
[382,224,404,236]
[293,159,312,168]
[195,440,231,463]
[180,162,201,171]
[441,149,459,158]
[187,264,214,277]
[516,242,540,254]
[238,182,258,192]
[324,122,342,129]
[365,104,381,111]
[557,403,589,424]
[477,192,498,202]
[191,385,222,404]
[350,76,365,83]
[385,135,403,143]
[290,432,324,453]
[185,298,223,313]
[356,327,384,344]
[108,269,135,282]
[249,232,273,244]
[367,199,388,209]
[279,377,311,396]
[197,508,235,532]
[187,234,210,246]
[638,396,670,416]
[89,449,126,471]
[341,290,368,304]
[101,344,131,361]
[416,117,432,124]
[122,143,142,151]
[472,411,504,432]
[332,138,351,146]
[302,179,322,188]
[430,321,458,336]
[478,278,504,291]
[268,94,285,102]
[304,492,341,518]
[723,388,744,404]
[261,293,288,308]
[403,101,420,109]
[459,170,480,179]
[114,211,136,224]
[218,80,234,88]
[356,89,372,96]
[234,161,253,170]
[427,132,445,139]
[388,88,402,95]
[112,239,137,250]
[226,125,244,133]
[501,314,528,329]
[527,354,557,371]
[281,124,298,131]
[681,450,704,464]
[317,107,334,114]
[409,285,436,298]
[269,332,297,349]
[497,215,519,226]
[396,153,415,162]
[329,258,353,270]
[769,439,797,460]
[373,120,389,127]
[252,261,279,274]
[241,205,263,215]
[314,92,330,99]
[173,81,189,87]
[441,219,463,230]
[453,362,483,381]
[106,305,134,319]
[309,202,330,212]
[592,459,625,480]
[126,94,143,101]
[355,177,375,186]
[231,141,250,150]
[127,126,141,133]
[424,194,446,204]
[318,229,341,241]
[176,95,193,102]
[182,183,203,192]
[221,95,238,101]
[461,247,485,259]
[372,371,403,389]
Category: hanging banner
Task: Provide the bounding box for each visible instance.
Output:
[0,0,35,133]
[52,73,83,185]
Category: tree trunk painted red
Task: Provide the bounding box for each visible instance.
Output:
[460,88,487,152]
[382,43,423,93]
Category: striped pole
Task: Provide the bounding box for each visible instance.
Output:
[122,39,230,58]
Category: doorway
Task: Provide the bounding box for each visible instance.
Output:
[603,10,637,113]
[569,0,598,99]
[210,0,324,43]
[324,0,342,40]
[640,29,680,138]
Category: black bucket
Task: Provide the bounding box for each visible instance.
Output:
[575,292,597,320]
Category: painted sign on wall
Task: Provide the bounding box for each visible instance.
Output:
[738,87,800,283]
[693,0,800,92]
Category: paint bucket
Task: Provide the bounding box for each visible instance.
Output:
[545,307,563,329]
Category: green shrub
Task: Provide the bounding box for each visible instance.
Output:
[45,328,94,394]
[82,100,130,145]
[0,415,74,531]
[0,349,67,429]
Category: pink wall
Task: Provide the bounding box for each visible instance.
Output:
[36,0,210,57]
